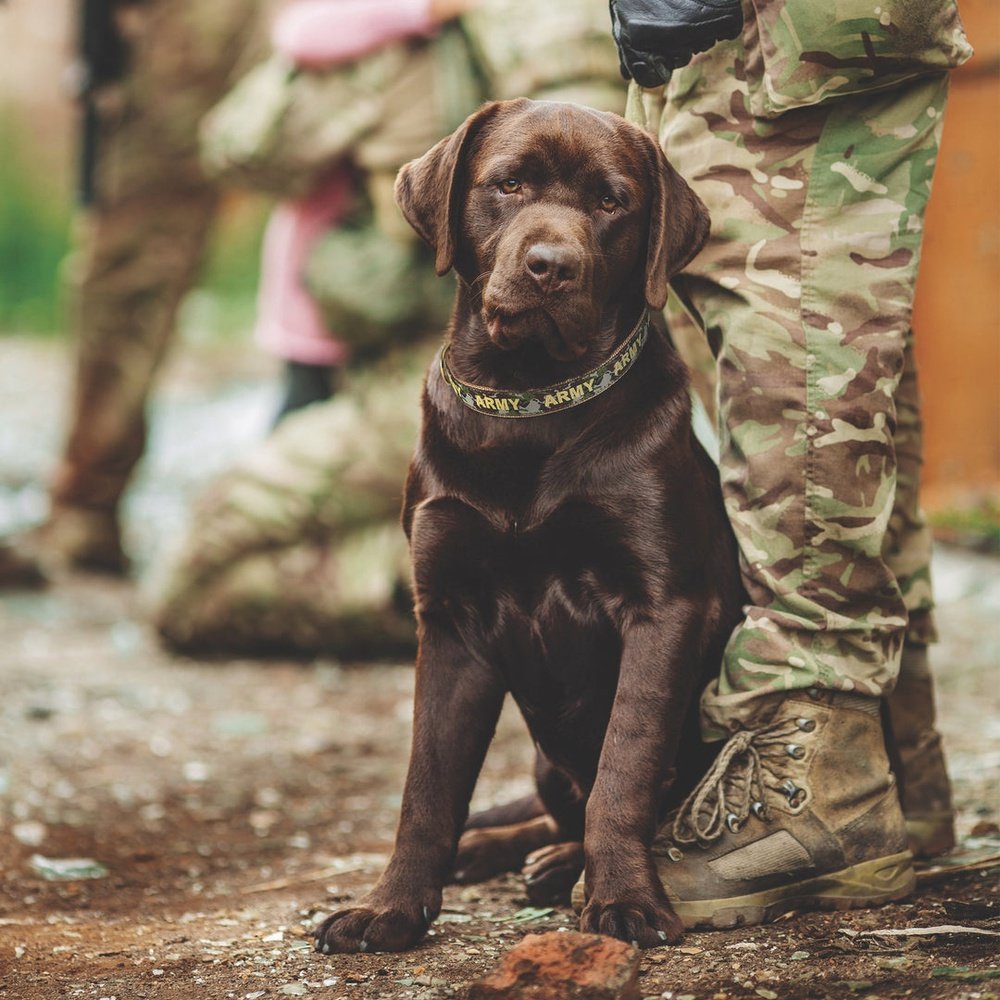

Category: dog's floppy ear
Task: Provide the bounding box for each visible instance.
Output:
[643,136,711,311]
[394,101,507,276]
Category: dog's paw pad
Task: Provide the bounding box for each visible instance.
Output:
[313,899,436,954]
[580,898,684,948]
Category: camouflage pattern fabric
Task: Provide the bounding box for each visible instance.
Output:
[154,343,435,657]
[200,22,482,199]
[461,0,625,112]
[656,1,968,737]
[51,0,267,527]
[303,215,456,362]
[743,0,972,117]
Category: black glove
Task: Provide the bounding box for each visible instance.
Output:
[609,0,744,87]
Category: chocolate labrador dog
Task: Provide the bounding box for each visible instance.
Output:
[313,99,744,954]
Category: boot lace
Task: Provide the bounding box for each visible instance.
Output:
[671,716,807,847]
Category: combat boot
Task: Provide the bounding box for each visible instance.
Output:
[0,540,48,589]
[634,692,914,930]
[0,507,127,588]
[886,644,956,859]
[35,505,128,576]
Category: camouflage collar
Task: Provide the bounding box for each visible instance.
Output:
[439,313,649,418]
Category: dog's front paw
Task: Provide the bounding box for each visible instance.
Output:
[313,892,439,954]
[580,894,684,948]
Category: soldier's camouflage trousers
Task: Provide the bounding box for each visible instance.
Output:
[657,42,949,738]
[153,344,433,658]
[51,0,263,520]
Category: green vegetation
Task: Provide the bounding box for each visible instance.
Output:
[929,498,1000,554]
[0,117,72,335]
[0,115,269,340]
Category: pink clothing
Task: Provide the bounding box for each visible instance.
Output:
[272,0,433,69]
[254,169,354,366]
[255,0,434,365]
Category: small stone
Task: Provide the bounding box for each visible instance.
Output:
[467,931,641,1000]
[12,821,46,847]
[970,819,1000,837]
[790,950,810,961]
[278,984,308,996]
[249,810,280,833]
[110,620,142,655]
[183,761,210,782]
[212,712,268,737]
[876,956,912,970]
[29,855,109,881]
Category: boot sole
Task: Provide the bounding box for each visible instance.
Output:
[569,852,915,930]
[668,851,916,930]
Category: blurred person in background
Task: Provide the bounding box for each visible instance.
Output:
[0,0,268,583]
[154,0,483,657]
[0,0,471,586]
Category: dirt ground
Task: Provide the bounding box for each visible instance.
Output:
[0,337,998,1000]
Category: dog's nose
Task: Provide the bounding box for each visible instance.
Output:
[525,243,579,293]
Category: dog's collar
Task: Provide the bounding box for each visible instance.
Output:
[439,313,650,418]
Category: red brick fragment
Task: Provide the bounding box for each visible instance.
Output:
[466,930,642,1000]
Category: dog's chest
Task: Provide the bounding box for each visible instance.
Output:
[411,494,647,650]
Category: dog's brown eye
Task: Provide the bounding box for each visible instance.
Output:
[600,195,619,214]
[498,178,522,194]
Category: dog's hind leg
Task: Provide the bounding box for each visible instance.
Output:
[453,814,561,883]
[452,750,584,884]
[523,841,585,905]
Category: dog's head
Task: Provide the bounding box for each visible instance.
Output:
[395,99,709,363]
